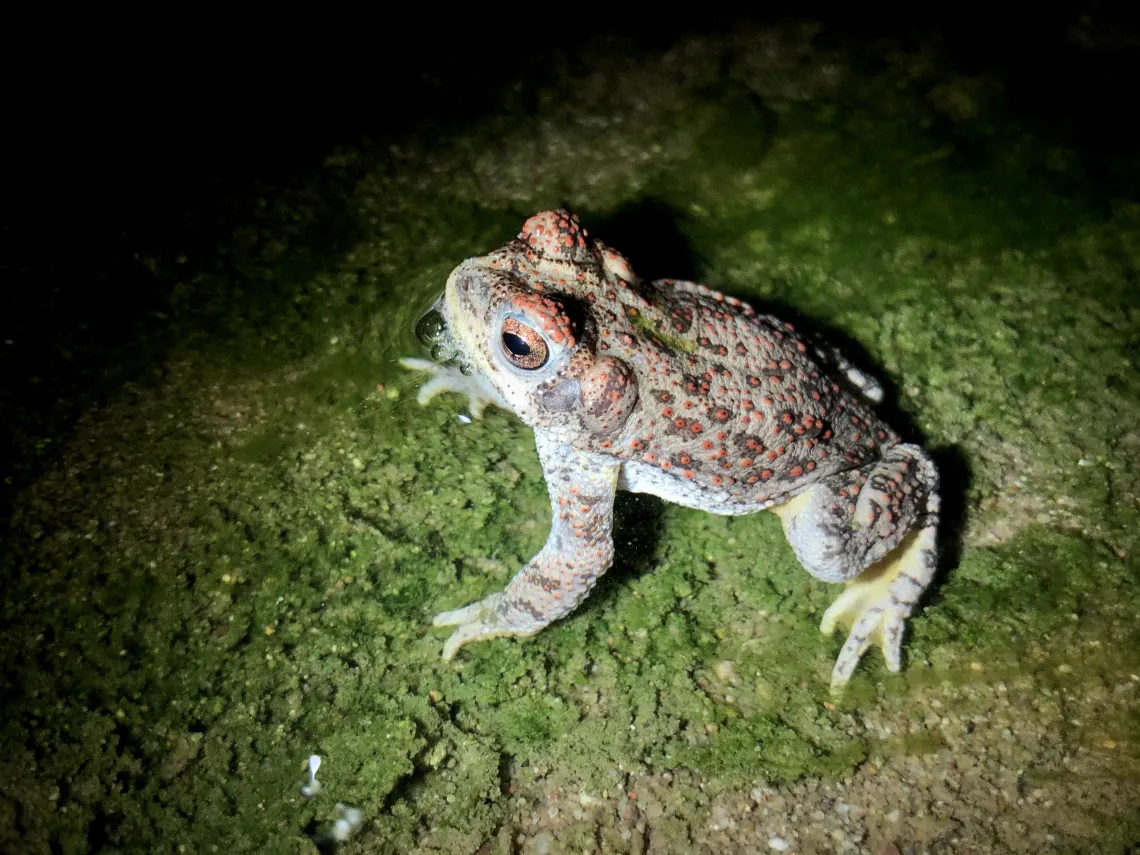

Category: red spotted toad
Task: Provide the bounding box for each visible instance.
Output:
[401,210,940,689]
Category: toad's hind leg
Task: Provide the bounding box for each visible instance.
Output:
[771,443,940,691]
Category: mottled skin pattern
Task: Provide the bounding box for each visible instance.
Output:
[401,210,940,690]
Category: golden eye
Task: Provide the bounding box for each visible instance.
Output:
[500,317,548,370]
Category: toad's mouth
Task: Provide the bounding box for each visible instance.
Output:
[414,300,461,361]
[412,296,486,380]
[414,300,450,355]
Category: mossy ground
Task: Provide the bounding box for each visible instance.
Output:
[2,22,1139,855]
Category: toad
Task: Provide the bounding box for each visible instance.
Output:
[401,210,940,689]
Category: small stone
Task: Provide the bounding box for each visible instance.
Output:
[768,836,791,851]
[751,785,774,803]
[715,660,738,683]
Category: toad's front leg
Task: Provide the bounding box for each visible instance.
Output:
[434,436,621,660]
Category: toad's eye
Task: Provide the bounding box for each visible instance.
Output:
[500,317,548,370]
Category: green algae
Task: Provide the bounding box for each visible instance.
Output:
[2,24,1139,855]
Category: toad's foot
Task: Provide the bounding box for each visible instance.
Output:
[772,443,940,692]
[399,357,508,419]
[432,593,547,661]
[820,524,935,692]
